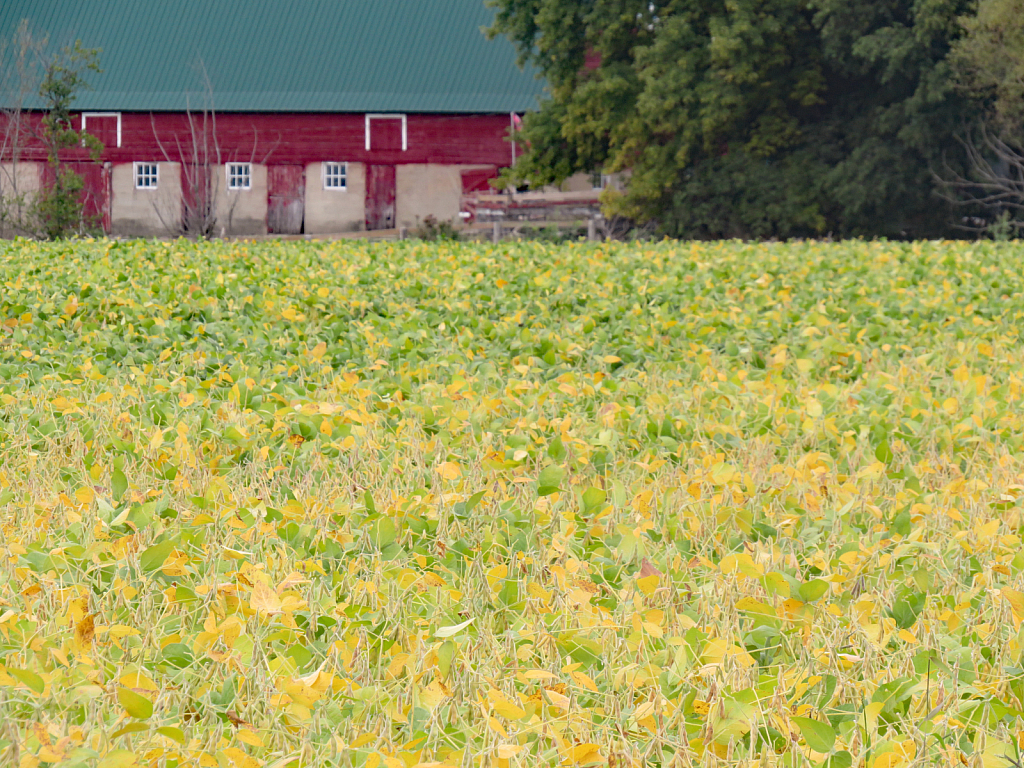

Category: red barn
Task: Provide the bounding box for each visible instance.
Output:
[0,0,545,236]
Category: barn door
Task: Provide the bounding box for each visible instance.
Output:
[365,164,396,230]
[268,165,305,234]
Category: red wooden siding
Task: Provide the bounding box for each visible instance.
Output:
[365,165,396,230]
[461,166,499,193]
[369,117,403,152]
[2,113,516,167]
[85,115,119,150]
[39,160,111,232]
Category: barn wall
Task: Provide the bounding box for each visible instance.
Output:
[0,161,42,197]
[4,112,520,237]
[304,161,366,233]
[214,163,267,236]
[10,112,517,168]
[396,164,493,229]
[110,162,182,237]
[0,162,42,235]
[561,172,598,193]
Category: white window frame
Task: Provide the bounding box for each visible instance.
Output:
[323,161,348,190]
[590,171,613,191]
[134,162,159,190]
[226,162,252,191]
[81,112,122,148]
[365,114,407,152]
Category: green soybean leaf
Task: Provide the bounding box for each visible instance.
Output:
[139,540,174,572]
[112,467,128,502]
[8,668,44,694]
[110,723,150,739]
[117,687,153,720]
[798,579,829,603]
[156,726,186,744]
[825,751,853,768]
[791,716,835,752]
[537,465,565,496]
[875,440,893,464]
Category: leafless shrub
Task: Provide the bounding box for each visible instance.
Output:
[149,64,278,239]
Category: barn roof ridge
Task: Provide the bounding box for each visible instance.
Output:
[0,0,545,113]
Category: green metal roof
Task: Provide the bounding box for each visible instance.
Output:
[0,0,545,113]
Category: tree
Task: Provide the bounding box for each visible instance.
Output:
[949,0,1024,131]
[490,0,976,238]
[939,0,1024,235]
[0,20,46,236]
[34,41,102,239]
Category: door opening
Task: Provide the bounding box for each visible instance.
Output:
[365,164,396,230]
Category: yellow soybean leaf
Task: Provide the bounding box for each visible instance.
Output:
[237,729,265,747]
[220,747,262,768]
[436,462,461,480]
[569,670,599,692]
[119,672,157,691]
[571,744,604,765]
[1002,588,1024,620]
[250,581,283,615]
[490,692,526,720]
[97,750,138,768]
[543,688,571,710]
[636,574,659,595]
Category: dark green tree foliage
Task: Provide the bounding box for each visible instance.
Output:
[490,0,975,238]
[35,41,102,240]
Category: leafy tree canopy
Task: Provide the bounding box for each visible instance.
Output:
[490,0,977,238]
[949,0,1024,132]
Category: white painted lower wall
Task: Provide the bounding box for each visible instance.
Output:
[0,160,554,238]
[0,161,42,236]
[395,164,493,230]
[305,162,366,234]
[215,163,268,236]
[110,162,182,237]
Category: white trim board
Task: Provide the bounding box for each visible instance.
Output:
[81,112,122,148]
[365,114,407,152]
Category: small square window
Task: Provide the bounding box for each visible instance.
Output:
[227,163,252,190]
[324,162,347,190]
[135,162,159,189]
[590,171,613,190]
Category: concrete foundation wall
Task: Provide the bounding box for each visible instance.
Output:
[304,162,366,233]
[215,163,267,236]
[110,162,182,237]
[0,161,42,197]
[0,162,42,235]
[395,164,491,230]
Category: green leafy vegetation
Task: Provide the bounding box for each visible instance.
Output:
[34,41,103,239]
[490,0,978,239]
[1,238,1024,768]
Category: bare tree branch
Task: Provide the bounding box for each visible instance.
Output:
[935,123,1024,233]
